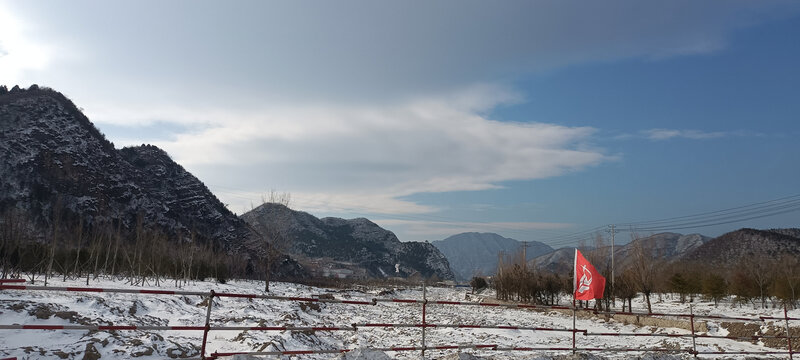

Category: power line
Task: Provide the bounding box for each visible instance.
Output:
[207,182,799,247]
[619,206,800,233]
[614,196,800,233]
[532,194,800,247]
[616,194,800,227]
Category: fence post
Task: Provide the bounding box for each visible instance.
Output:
[786,303,794,360]
[689,304,697,358]
[421,281,427,359]
[572,299,576,354]
[200,290,215,360]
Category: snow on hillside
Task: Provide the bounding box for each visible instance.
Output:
[0,276,796,359]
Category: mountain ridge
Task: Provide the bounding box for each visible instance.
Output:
[432,232,553,281]
[683,228,800,266]
[241,203,454,280]
[0,86,257,258]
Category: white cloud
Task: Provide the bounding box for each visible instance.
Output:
[5,1,798,106]
[644,129,729,140]
[100,85,610,215]
[0,3,54,85]
[372,219,572,240]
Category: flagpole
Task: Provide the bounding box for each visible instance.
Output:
[572,248,577,354]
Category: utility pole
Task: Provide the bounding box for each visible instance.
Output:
[521,241,529,272]
[607,224,616,307]
[498,251,504,277]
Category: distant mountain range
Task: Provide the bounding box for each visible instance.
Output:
[530,232,710,274]
[432,228,799,280]
[432,232,553,281]
[530,229,800,274]
[242,203,454,280]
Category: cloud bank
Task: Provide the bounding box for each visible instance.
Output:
[4,1,799,106]
[120,86,609,214]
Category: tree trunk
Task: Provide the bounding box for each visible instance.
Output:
[264,256,271,292]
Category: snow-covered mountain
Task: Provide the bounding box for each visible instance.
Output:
[0,85,256,255]
[432,232,553,281]
[242,203,454,280]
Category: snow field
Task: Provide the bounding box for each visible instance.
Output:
[1,277,797,359]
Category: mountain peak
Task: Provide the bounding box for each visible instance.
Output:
[0,86,255,254]
[432,232,553,281]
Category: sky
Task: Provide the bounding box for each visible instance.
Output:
[2,1,799,248]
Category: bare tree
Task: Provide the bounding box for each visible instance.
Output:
[774,255,799,308]
[45,197,63,286]
[630,232,657,314]
[86,222,105,285]
[69,218,84,281]
[0,208,26,279]
[617,268,638,312]
[742,252,773,309]
[587,233,612,311]
[251,190,292,292]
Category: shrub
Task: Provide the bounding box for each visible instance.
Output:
[470,276,487,294]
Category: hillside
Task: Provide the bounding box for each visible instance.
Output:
[683,228,800,266]
[432,232,553,281]
[530,232,710,273]
[0,86,258,260]
[241,203,454,280]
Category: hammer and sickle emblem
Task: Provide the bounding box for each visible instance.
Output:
[577,264,592,293]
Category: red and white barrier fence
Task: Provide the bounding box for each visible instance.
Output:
[0,324,356,332]
[0,284,208,296]
[0,279,25,284]
[353,322,582,333]
[208,345,699,359]
[208,344,503,359]
[1,280,797,359]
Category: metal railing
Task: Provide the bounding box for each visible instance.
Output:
[1,280,797,359]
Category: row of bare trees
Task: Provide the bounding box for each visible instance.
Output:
[488,232,800,311]
[494,250,569,305]
[0,207,232,287]
[615,233,799,310]
[651,254,799,309]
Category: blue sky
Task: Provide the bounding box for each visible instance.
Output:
[2,1,799,247]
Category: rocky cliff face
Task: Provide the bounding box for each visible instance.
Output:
[0,86,255,254]
[241,203,454,280]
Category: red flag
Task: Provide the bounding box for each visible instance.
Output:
[574,249,606,301]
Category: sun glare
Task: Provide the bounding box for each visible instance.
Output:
[0,5,52,85]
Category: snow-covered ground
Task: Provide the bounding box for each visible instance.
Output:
[0,276,796,359]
